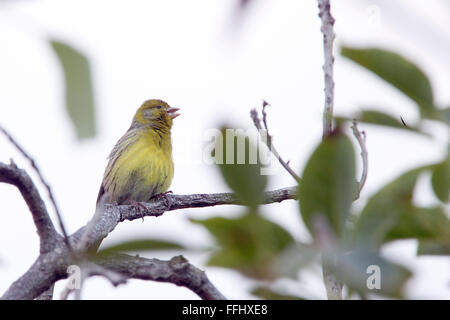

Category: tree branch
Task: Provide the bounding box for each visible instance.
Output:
[0,126,72,251]
[317,0,342,300]
[351,120,368,198]
[118,186,298,222]
[96,254,227,300]
[250,106,301,183]
[1,177,296,299]
[0,162,59,253]
[318,0,335,138]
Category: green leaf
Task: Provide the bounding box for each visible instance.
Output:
[190,212,294,280]
[355,165,450,248]
[97,239,186,256]
[385,206,450,241]
[251,286,306,300]
[417,240,450,256]
[336,110,426,135]
[333,249,411,298]
[431,153,450,203]
[271,243,319,279]
[213,127,268,208]
[51,40,96,140]
[298,130,356,238]
[341,47,435,118]
[355,168,422,248]
[439,107,450,124]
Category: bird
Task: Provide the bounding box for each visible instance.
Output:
[79,99,180,253]
[96,99,180,208]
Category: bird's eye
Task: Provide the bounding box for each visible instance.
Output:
[156,105,162,109]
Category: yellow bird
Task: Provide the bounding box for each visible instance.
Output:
[96,99,180,207]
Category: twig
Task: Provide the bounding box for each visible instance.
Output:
[318,0,335,138]
[351,120,368,197]
[0,162,60,253]
[317,0,342,300]
[96,254,227,300]
[250,106,301,183]
[262,100,270,133]
[0,125,72,251]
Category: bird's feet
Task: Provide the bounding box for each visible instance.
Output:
[152,191,173,209]
[130,200,147,222]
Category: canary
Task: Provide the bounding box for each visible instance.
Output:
[96,99,180,207]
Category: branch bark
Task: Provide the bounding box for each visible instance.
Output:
[96,254,227,300]
[0,162,59,254]
[351,120,368,198]
[0,161,296,300]
[250,106,301,183]
[0,126,72,251]
[317,0,342,300]
[318,0,336,139]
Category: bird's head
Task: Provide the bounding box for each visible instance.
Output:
[133,99,180,129]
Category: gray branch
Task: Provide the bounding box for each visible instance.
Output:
[0,160,296,299]
[317,0,342,300]
[0,162,59,253]
[0,126,72,251]
[318,0,336,138]
[96,254,226,300]
[250,106,301,183]
[351,120,368,198]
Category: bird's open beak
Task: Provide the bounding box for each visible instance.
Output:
[167,107,180,120]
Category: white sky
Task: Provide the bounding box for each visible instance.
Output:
[0,0,449,299]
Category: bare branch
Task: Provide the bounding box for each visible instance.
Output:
[0,162,59,253]
[35,285,54,300]
[322,255,343,300]
[317,0,342,300]
[96,254,227,300]
[1,249,66,300]
[250,107,301,183]
[2,186,296,300]
[351,120,368,198]
[318,0,335,138]
[118,186,298,222]
[0,126,72,251]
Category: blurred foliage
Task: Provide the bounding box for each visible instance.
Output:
[212,127,268,209]
[417,239,450,256]
[341,47,436,119]
[355,166,450,249]
[332,249,411,298]
[431,153,450,203]
[51,40,96,140]
[336,109,426,136]
[191,212,294,280]
[298,129,357,239]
